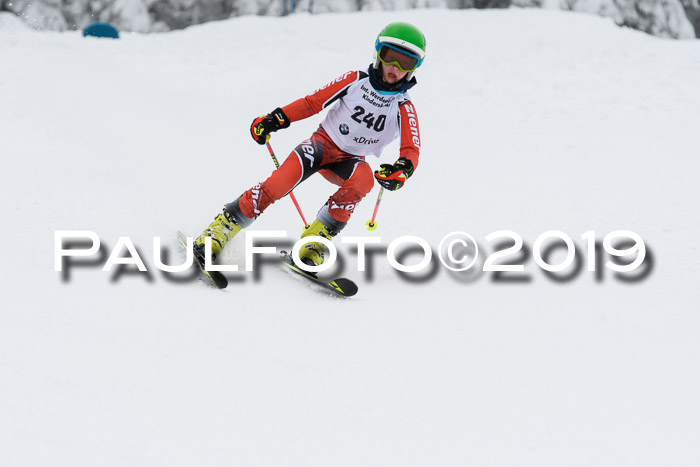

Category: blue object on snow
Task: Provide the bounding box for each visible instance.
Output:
[82,22,119,39]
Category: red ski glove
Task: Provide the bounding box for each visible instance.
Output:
[250,107,290,145]
[374,158,414,191]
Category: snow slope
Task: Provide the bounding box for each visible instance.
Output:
[1,8,700,467]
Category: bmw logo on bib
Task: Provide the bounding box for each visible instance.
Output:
[339,124,349,135]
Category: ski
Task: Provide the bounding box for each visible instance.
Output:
[176,231,228,289]
[279,251,358,298]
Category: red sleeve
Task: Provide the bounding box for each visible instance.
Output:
[282,71,361,122]
[399,101,421,170]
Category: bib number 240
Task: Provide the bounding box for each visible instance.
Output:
[351,106,386,132]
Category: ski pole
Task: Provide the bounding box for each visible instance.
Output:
[266,141,310,229]
[366,186,384,231]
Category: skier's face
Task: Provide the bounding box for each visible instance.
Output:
[381,63,407,84]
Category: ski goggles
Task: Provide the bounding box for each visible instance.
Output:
[377,43,422,73]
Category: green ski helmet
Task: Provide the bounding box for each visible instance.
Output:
[373,22,426,81]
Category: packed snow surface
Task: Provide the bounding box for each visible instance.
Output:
[1,8,700,467]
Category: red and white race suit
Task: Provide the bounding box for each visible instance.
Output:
[235,70,421,229]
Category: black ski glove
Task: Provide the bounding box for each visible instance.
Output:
[250,107,290,145]
[374,158,415,191]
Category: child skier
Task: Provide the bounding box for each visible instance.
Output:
[194,22,426,268]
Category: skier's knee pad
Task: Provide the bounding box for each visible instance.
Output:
[346,162,375,196]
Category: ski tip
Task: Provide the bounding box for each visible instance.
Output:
[207,271,229,289]
[280,251,358,298]
[331,278,358,297]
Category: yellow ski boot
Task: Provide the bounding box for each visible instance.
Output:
[194,212,242,264]
[298,218,336,267]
